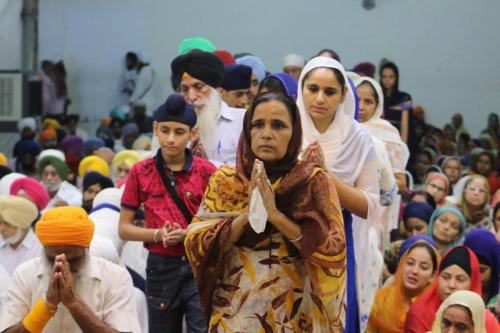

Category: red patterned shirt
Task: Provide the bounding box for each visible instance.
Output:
[121,150,216,256]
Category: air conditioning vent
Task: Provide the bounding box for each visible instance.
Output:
[0,72,22,121]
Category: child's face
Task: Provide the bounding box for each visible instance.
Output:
[405,218,428,237]
[154,121,192,159]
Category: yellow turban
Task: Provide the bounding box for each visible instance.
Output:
[78,155,110,177]
[0,152,7,166]
[0,195,38,229]
[42,118,61,130]
[111,150,141,172]
[36,206,94,247]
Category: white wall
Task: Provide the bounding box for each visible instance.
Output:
[0,0,22,70]
[37,0,500,136]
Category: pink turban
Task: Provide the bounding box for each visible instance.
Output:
[10,177,50,211]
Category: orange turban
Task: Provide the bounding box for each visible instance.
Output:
[36,206,94,247]
[39,129,57,143]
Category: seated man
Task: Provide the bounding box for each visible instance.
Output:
[38,155,82,212]
[0,206,141,333]
[0,195,40,276]
[81,171,114,213]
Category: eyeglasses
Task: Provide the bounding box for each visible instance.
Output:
[428,183,445,192]
[465,186,487,194]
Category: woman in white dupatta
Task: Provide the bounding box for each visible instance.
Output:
[355,76,410,247]
[298,57,382,332]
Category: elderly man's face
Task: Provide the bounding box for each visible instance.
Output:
[0,215,28,245]
[42,164,62,193]
[45,245,87,273]
[179,76,212,112]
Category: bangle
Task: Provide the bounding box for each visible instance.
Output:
[288,234,303,243]
[153,229,160,243]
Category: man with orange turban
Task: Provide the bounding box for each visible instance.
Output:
[38,129,58,149]
[0,206,141,333]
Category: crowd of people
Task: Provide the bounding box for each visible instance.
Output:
[0,36,499,333]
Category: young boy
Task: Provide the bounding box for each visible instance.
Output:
[119,93,216,333]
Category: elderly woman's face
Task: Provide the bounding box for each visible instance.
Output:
[444,159,461,184]
[250,100,293,163]
[426,177,447,203]
[302,68,346,133]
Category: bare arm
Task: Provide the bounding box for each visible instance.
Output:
[222,212,249,253]
[328,172,368,218]
[394,172,407,194]
[118,207,157,242]
[400,110,409,143]
[268,212,302,250]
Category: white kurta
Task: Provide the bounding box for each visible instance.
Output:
[204,101,245,167]
[0,229,42,276]
[0,256,142,333]
[297,57,383,332]
[42,181,83,214]
[0,264,12,314]
[129,65,158,115]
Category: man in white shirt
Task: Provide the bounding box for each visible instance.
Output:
[118,52,139,106]
[0,206,141,333]
[38,155,82,212]
[0,263,11,314]
[0,195,41,275]
[171,51,245,166]
[129,51,158,115]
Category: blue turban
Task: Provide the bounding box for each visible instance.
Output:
[268,73,298,101]
[122,123,139,137]
[13,139,42,158]
[398,235,438,260]
[83,138,105,157]
[83,171,114,192]
[154,93,197,128]
[403,201,434,223]
[236,55,266,83]
[221,64,252,91]
[464,228,500,301]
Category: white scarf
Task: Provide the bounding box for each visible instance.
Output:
[297,57,375,185]
[354,76,410,168]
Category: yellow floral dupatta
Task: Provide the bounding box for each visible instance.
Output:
[185,162,347,333]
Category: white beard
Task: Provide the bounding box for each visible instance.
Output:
[194,88,221,148]
[43,180,61,195]
[2,228,26,246]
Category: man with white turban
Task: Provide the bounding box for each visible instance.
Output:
[282,53,305,81]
